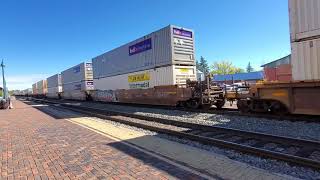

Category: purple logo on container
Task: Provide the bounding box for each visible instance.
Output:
[173,28,192,38]
[129,38,152,56]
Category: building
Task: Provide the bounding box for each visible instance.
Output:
[261,55,292,82]
[212,71,264,85]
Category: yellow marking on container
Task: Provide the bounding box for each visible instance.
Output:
[272,92,287,97]
[128,73,150,82]
[179,68,189,73]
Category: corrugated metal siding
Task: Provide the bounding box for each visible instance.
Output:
[289,0,320,42]
[94,65,196,90]
[36,80,47,95]
[62,80,94,92]
[93,25,195,78]
[172,29,195,64]
[32,83,37,95]
[47,74,61,88]
[291,37,320,81]
[47,86,62,94]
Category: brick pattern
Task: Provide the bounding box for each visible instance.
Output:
[0,101,204,180]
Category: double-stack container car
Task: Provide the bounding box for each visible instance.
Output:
[235,0,320,116]
[61,62,94,100]
[32,83,37,96]
[92,25,199,105]
[47,74,62,99]
[289,0,320,81]
[35,80,47,98]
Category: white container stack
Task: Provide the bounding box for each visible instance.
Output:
[289,0,320,81]
[93,25,196,91]
[61,62,94,100]
[47,74,62,98]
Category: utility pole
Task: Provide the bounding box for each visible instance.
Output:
[1,60,7,99]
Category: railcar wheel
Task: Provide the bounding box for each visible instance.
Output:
[237,100,250,113]
[186,100,200,109]
[271,101,288,116]
[215,100,225,109]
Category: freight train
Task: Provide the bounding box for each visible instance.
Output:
[26,0,320,116]
[29,25,226,109]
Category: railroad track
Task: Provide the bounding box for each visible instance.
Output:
[24,97,320,122]
[27,98,320,170]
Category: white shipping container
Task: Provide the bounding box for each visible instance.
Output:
[47,74,61,88]
[289,0,320,42]
[47,86,62,98]
[36,80,47,95]
[61,62,93,84]
[291,37,320,81]
[93,25,195,78]
[94,65,196,91]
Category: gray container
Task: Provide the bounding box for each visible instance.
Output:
[93,25,195,79]
[62,80,94,92]
[61,62,93,85]
[47,74,62,88]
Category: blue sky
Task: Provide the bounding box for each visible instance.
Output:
[0,0,291,90]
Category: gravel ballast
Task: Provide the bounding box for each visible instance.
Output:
[78,101,320,141]
[37,103,320,180]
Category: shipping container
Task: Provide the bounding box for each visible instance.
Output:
[32,83,37,95]
[47,74,62,88]
[289,0,320,42]
[93,25,195,78]
[37,80,48,95]
[62,80,94,92]
[36,80,47,95]
[61,62,93,84]
[94,65,196,91]
[47,86,63,98]
[291,37,320,81]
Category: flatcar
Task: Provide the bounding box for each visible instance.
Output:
[229,81,320,116]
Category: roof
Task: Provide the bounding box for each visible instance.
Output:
[261,55,291,68]
[212,71,264,82]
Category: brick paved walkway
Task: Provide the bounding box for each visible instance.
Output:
[0,100,204,180]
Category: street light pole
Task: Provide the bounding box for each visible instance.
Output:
[1,59,7,99]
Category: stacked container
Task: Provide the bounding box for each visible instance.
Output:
[93,25,196,91]
[47,74,62,98]
[36,80,48,96]
[61,62,94,100]
[289,0,320,81]
[32,83,37,95]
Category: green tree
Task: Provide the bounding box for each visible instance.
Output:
[0,88,2,97]
[210,60,244,75]
[197,56,210,74]
[246,62,254,72]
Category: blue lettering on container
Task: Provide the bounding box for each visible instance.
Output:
[129,38,152,56]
